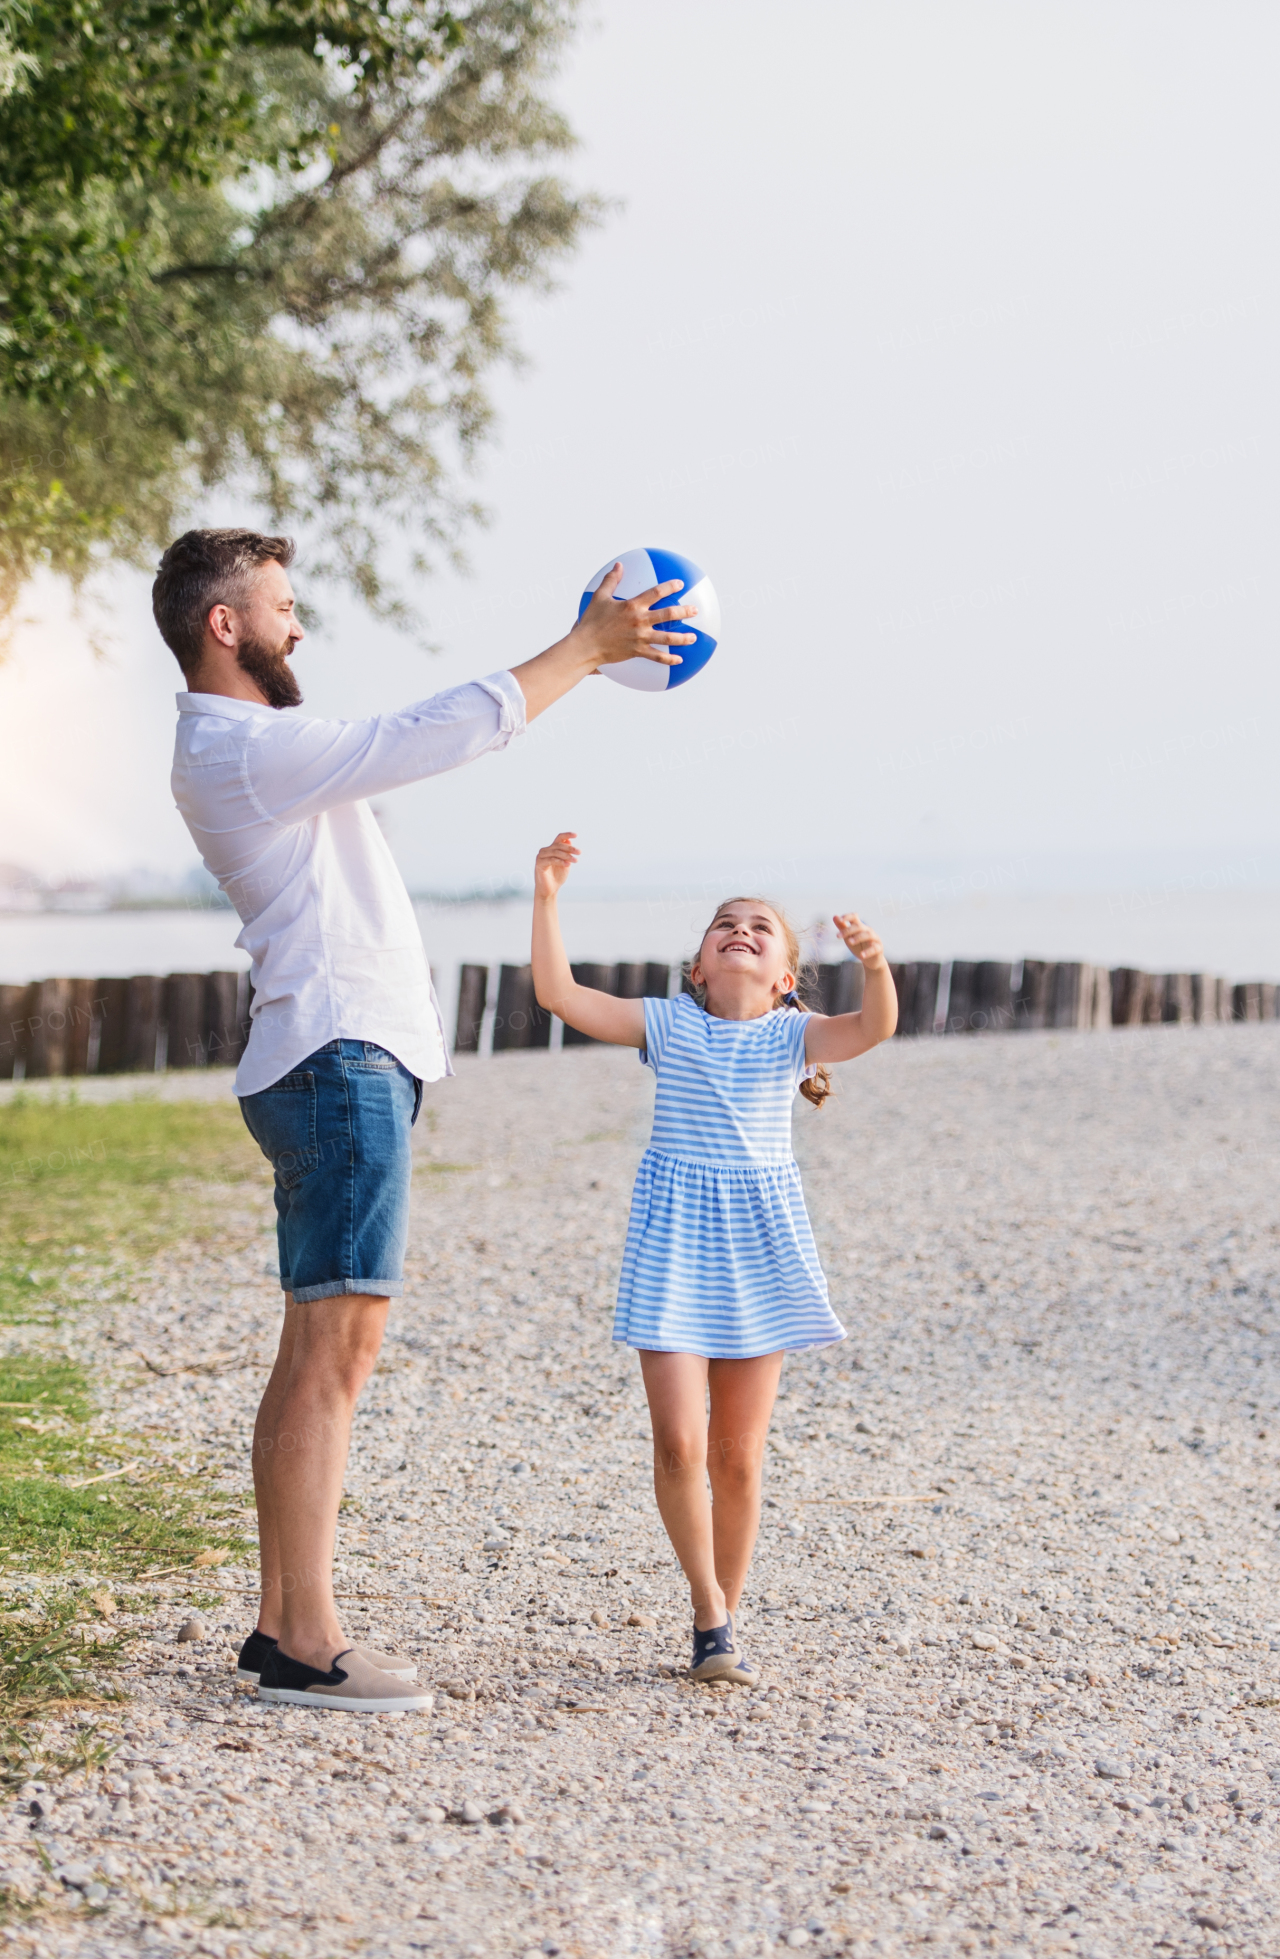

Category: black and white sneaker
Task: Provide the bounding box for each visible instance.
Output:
[257,1646,433,1713]
[689,1612,759,1685]
[235,1629,416,1684]
[235,1630,279,1684]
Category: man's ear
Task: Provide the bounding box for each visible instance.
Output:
[207,602,238,650]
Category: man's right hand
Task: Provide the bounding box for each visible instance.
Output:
[510,563,699,721]
[571,561,699,671]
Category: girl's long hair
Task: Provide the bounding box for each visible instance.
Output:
[692,898,832,1109]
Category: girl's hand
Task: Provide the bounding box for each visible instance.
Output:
[833,911,887,972]
[534,831,580,900]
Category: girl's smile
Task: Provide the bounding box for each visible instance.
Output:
[694,902,794,1016]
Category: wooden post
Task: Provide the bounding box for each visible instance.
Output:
[65,978,100,1075]
[1110,968,1144,1026]
[93,978,131,1074]
[125,975,165,1071]
[24,978,74,1077]
[0,982,32,1080]
[1013,959,1052,1029]
[972,962,1013,1032]
[908,961,940,1036]
[1139,976,1165,1025]
[888,962,916,1034]
[1261,983,1278,1021]
[165,973,206,1069]
[1232,982,1261,1023]
[562,964,614,1047]
[492,965,551,1051]
[614,961,673,1000]
[814,962,864,1017]
[204,972,249,1068]
[1046,963,1092,1030]
[453,964,488,1055]
[945,961,976,1033]
[1163,974,1194,1025]
[1191,974,1216,1023]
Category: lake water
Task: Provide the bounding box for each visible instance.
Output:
[3,886,1277,1052]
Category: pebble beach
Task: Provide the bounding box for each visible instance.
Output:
[3,1023,1279,1959]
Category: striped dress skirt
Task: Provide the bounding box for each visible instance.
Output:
[612,1146,846,1360]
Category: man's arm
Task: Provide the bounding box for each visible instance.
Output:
[247,673,527,826]
[244,566,697,824]
[510,563,697,720]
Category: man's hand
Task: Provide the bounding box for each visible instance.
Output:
[534,831,580,901]
[510,564,699,721]
[833,912,888,972]
[572,562,699,671]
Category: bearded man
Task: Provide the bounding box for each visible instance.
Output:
[154,527,695,1712]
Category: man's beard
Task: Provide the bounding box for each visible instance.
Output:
[236,631,302,709]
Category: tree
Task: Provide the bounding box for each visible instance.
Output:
[0,1,599,631]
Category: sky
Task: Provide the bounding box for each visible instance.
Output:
[1,0,1277,918]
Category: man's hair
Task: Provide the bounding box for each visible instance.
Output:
[152,529,295,677]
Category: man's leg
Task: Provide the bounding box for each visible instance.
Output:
[250,1296,296,1641]
[253,1292,389,1669]
[239,1041,417,1678]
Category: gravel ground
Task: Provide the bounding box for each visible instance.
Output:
[4,1023,1280,1959]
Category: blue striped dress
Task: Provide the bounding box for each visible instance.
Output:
[612,993,846,1359]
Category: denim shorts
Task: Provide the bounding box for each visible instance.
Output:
[239,1041,422,1304]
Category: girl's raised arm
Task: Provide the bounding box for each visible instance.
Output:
[804,911,898,1063]
[531,833,647,1047]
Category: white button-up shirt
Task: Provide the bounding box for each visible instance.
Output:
[171,671,526,1096]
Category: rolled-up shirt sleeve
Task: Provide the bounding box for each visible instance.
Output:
[245,671,526,824]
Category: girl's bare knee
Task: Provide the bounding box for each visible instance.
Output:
[652,1430,706,1475]
[709,1454,760,1497]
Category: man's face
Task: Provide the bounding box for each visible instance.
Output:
[232,559,305,709]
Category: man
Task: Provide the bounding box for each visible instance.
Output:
[155,528,695,1712]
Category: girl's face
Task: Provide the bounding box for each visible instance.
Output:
[692,900,796,1008]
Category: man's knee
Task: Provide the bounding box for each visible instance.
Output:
[291,1296,387,1389]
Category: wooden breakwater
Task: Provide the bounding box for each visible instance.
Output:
[0,960,1275,1080]
[0,973,250,1079]
[455,959,1276,1052]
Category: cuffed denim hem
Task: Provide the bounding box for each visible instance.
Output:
[286,1277,405,1303]
[240,1040,417,1308]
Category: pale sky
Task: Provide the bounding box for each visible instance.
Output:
[1,0,1276,906]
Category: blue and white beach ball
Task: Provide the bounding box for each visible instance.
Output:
[578,547,720,692]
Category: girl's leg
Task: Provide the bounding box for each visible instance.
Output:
[706,1352,784,1615]
[639,1351,725,1630]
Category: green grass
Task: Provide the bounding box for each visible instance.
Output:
[0,1349,240,1573]
[0,1593,124,1729]
[0,1094,266,1730]
[0,1092,264,1278]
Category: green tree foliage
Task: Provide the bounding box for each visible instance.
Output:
[0,1,598,629]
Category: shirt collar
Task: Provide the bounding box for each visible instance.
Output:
[175,691,289,721]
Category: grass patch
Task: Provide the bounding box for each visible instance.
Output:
[1,1093,264,1297]
[0,1595,124,1727]
[0,1351,245,1576]
[0,1095,263,1739]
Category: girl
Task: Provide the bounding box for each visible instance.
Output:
[531,832,897,1683]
